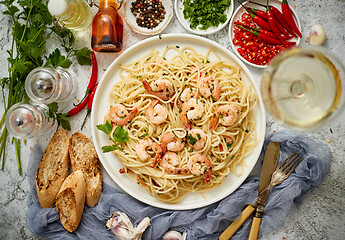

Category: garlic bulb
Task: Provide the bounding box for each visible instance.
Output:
[162,230,187,240]
[309,22,326,46]
[106,212,151,240]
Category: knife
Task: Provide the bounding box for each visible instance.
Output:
[219,141,280,240]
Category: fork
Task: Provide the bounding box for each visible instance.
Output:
[248,152,303,240]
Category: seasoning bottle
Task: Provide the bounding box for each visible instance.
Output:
[5,103,57,139]
[48,0,93,31]
[91,0,124,52]
[25,67,76,105]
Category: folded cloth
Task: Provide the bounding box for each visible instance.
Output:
[26,130,331,240]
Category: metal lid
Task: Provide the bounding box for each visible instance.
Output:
[48,0,68,17]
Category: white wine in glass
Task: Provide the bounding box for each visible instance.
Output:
[261,47,345,130]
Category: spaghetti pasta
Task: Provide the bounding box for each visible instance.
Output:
[104,46,258,203]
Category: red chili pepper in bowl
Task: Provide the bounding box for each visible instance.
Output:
[249,1,297,37]
[236,24,294,45]
[266,4,287,47]
[282,0,302,37]
[240,2,272,31]
[75,51,98,106]
[81,83,99,130]
[235,23,291,40]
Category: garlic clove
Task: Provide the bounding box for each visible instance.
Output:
[309,23,326,46]
[106,212,151,240]
[162,230,187,240]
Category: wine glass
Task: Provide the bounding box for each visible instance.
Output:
[260,46,345,130]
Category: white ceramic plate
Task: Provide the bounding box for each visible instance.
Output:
[175,0,234,35]
[91,34,266,210]
[123,0,173,35]
[229,0,301,68]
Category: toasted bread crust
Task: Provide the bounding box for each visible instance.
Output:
[69,132,103,207]
[56,170,86,232]
[36,129,70,208]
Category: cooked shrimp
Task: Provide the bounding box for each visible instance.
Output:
[135,139,153,161]
[187,129,207,150]
[209,105,238,130]
[108,104,138,126]
[180,87,198,102]
[161,131,185,153]
[152,142,162,168]
[197,76,221,101]
[187,153,212,183]
[145,99,168,125]
[143,79,174,101]
[180,98,204,130]
[160,151,188,174]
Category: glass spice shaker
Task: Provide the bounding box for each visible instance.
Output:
[91,0,124,52]
[5,103,57,139]
[25,67,76,105]
[47,0,93,31]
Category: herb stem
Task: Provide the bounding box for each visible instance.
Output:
[14,138,22,175]
[20,0,34,42]
[0,129,8,170]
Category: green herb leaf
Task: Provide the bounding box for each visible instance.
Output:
[102,144,120,153]
[113,126,129,144]
[96,121,112,136]
[140,133,149,138]
[73,47,92,65]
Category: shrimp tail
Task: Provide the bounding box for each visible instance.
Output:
[209,113,218,130]
[181,110,191,130]
[152,142,162,168]
[117,107,138,126]
[142,80,170,101]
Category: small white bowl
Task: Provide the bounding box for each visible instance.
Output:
[124,0,173,35]
[229,0,301,68]
[175,0,234,35]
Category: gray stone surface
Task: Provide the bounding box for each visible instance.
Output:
[0,0,344,239]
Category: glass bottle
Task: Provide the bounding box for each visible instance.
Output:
[48,0,93,31]
[91,0,124,52]
[5,103,57,139]
[25,67,76,105]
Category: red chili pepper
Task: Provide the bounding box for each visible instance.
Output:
[249,1,297,37]
[76,51,98,106]
[275,19,292,38]
[67,95,89,117]
[235,23,291,40]
[236,24,294,45]
[246,6,267,20]
[282,0,302,38]
[240,3,271,31]
[80,83,99,130]
[266,5,287,47]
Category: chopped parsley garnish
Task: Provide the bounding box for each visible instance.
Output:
[139,133,149,138]
[245,129,250,133]
[182,0,230,30]
[186,134,197,145]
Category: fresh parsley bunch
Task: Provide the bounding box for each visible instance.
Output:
[0,0,92,174]
[182,0,231,30]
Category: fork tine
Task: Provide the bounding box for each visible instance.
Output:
[286,154,303,176]
[280,153,302,174]
[277,152,297,170]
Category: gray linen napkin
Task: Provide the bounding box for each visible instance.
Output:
[26,130,331,239]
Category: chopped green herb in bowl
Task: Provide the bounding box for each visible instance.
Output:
[181,0,231,30]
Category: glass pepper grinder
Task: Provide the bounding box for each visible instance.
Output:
[47,0,93,31]
[25,67,76,105]
[91,0,124,52]
[5,103,57,139]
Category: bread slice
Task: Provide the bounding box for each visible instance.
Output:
[36,129,70,208]
[56,170,86,232]
[69,132,103,207]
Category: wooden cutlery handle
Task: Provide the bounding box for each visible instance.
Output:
[219,205,255,240]
[248,217,262,240]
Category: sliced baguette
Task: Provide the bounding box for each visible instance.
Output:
[36,129,70,208]
[56,170,86,232]
[69,132,103,207]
